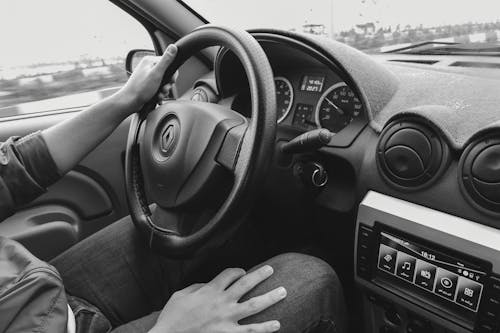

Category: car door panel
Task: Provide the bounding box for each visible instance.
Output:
[0,110,131,259]
[28,170,113,220]
[0,205,79,261]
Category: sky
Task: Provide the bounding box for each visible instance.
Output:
[1,0,500,68]
[186,0,500,33]
[0,0,152,68]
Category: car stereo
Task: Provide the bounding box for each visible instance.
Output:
[376,230,488,324]
[356,191,500,333]
[356,223,498,331]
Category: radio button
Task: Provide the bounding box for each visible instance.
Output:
[476,319,497,333]
[358,252,370,265]
[396,252,417,282]
[483,306,499,321]
[485,294,500,307]
[358,264,371,279]
[358,225,374,251]
[414,260,437,291]
[378,244,397,274]
[488,275,500,294]
[358,226,373,243]
[482,294,500,321]
[455,277,482,311]
[434,268,458,300]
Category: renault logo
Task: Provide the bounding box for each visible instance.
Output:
[161,124,177,155]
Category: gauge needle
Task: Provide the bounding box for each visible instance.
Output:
[325,97,344,115]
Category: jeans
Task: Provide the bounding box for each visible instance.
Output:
[50,215,347,333]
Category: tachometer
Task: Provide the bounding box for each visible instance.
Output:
[315,82,363,133]
[274,77,294,123]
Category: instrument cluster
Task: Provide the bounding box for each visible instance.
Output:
[273,72,364,133]
[214,38,366,135]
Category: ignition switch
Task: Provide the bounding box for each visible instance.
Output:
[294,162,328,188]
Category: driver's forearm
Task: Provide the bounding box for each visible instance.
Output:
[42,91,140,174]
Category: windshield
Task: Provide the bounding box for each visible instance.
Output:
[183,0,500,53]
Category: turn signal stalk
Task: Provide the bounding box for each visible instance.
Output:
[281,129,333,154]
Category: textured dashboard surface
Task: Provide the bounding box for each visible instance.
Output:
[371,63,500,150]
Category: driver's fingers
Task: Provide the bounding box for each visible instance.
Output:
[236,321,281,333]
[158,71,178,91]
[141,55,160,67]
[156,44,178,73]
[226,265,274,299]
[159,84,171,95]
[208,268,246,290]
[157,78,178,103]
[235,286,287,319]
[177,283,205,295]
[158,86,170,101]
[158,92,170,105]
[170,70,179,83]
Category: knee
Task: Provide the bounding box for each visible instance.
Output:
[266,252,341,293]
[262,253,347,332]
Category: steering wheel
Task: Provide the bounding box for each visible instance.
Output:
[124,25,277,258]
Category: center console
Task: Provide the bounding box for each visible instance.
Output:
[356,191,500,333]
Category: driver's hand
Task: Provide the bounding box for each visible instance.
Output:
[119,44,178,111]
[149,265,286,333]
[158,70,179,105]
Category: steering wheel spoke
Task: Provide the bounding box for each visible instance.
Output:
[216,122,248,173]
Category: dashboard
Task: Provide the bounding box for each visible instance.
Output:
[209,31,500,229]
[188,30,500,228]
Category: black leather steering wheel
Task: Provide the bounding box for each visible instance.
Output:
[124,25,276,258]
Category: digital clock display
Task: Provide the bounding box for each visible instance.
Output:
[300,75,325,93]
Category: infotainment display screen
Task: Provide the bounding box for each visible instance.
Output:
[376,231,489,325]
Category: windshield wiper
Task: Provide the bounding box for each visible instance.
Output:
[404,44,500,56]
[383,41,500,56]
[382,41,459,54]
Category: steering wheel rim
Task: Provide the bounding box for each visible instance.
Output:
[124,25,276,258]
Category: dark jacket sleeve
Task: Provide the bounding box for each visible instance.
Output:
[0,132,61,221]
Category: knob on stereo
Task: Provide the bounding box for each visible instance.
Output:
[377,118,448,189]
[459,134,500,214]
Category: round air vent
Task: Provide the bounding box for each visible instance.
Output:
[377,118,449,189]
[459,133,500,215]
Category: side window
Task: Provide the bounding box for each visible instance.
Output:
[0,0,153,118]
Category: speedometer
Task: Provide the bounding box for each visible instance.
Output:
[315,82,363,133]
[274,77,294,123]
